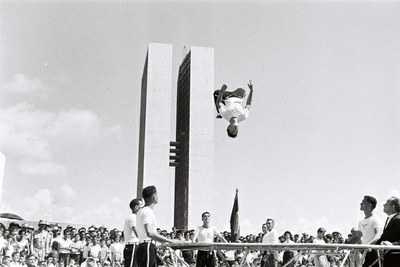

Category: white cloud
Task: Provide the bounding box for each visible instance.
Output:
[2,73,43,95]
[19,160,67,176]
[60,184,77,199]
[0,73,122,176]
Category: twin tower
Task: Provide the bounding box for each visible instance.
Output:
[137,43,215,230]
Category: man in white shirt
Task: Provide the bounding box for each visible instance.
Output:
[214,81,254,138]
[193,212,227,267]
[136,186,176,267]
[312,228,328,267]
[352,195,383,267]
[123,198,143,267]
[261,218,279,267]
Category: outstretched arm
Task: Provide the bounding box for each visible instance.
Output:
[216,84,227,109]
[245,80,253,109]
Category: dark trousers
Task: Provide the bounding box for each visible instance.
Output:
[124,244,137,267]
[261,252,279,267]
[282,251,295,267]
[382,251,400,267]
[70,253,81,265]
[363,250,380,267]
[196,250,215,267]
[213,87,246,113]
[136,242,157,267]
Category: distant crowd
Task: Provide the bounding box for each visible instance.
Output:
[0,220,355,267]
[1,194,399,267]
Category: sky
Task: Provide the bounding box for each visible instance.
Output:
[1,0,400,237]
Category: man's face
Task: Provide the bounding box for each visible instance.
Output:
[227,124,238,136]
[153,192,159,204]
[266,220,274,231]
[360,198,371,211]
[134,201,143,213]
[262,225,267,234]
[27,256,36,266]
[383,199,394,214]
[202,213,211,224]
[318,231,325,239]
[12,254,20,262]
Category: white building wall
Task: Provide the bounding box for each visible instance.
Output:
[187,46,215,228]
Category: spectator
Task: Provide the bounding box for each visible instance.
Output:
[313,228,328,267]
[9,252,20,267]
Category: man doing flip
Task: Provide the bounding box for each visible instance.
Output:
[213,80,254,138]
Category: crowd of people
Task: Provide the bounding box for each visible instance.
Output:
[1,194,399,267]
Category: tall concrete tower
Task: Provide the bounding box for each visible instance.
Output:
[137,43,173,199]
[171,46,215,230]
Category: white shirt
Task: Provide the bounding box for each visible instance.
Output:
[136,206,156,242]
[262,230,279,244]
[194,226,219,243]
[219,97,249,122]
[59,238,73,253]
[358,214,383,244]
[262,229,279,260]
[123,213,139,244]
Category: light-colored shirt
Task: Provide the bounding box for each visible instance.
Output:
[219,97,249,122]
[194,226,219,243]
[358,214,383,244]
[136,206,156,242]
[123,213,139,244]
[262,229,279,260]
[262,230,279,244]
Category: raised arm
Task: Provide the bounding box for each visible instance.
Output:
[245,80,253,109]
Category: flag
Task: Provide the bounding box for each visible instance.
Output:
[230,188,240,242]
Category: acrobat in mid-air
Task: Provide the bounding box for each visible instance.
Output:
[213,80,254,138]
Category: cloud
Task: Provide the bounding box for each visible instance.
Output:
[0,73,122,176]
[2,73,43,95]
[19,160,67,176]
[60,184,77,199]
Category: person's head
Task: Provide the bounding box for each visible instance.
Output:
[383,196,400,215]
[142,186,158,205]
[227,118,239,138]
[129,198,143,213]
[184,231,191,240]
[59,261,65,267]
[63,229,72,240]
[86,258,96,267]
[284,231,292,241]
[360,195,377,212]
[38,261,46,267]
[261,223,267,234]
[46,254,53,263]
[317,227,326,239]
[93,236,100,245]
[26,254,37,267]
[294,234,299,241]
[11,252,20,262]
[2,256,11,266]
[201,212,211,225]
[266,219,274,231]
